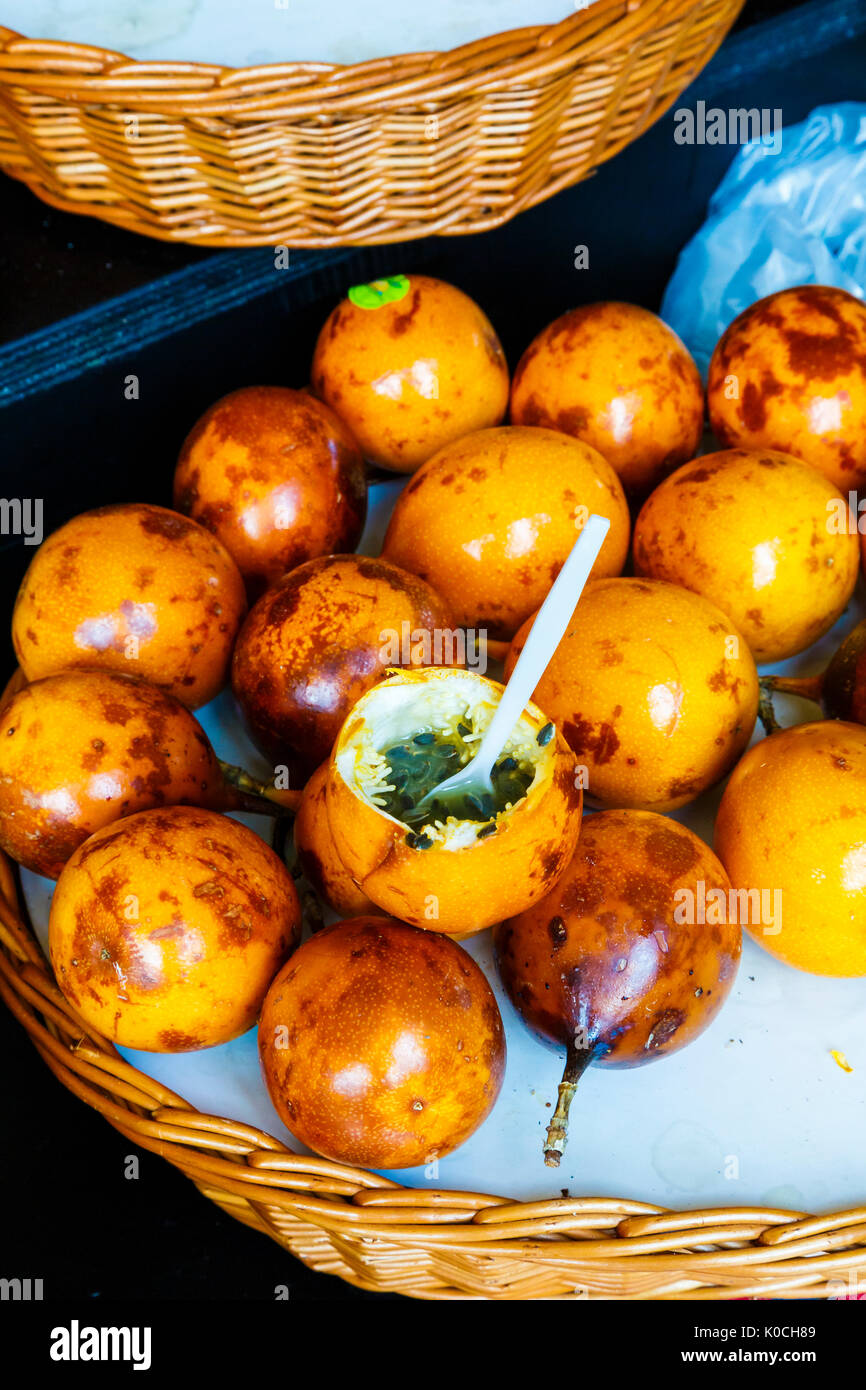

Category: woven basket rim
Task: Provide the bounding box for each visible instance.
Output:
[0,0,744,247]
[2,840,866,1300]
[0,0,677,108]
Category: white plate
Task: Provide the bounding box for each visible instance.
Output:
[5,2,585,67]
[22,481,866,1209]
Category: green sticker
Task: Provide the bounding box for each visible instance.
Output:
[348,275,410,310]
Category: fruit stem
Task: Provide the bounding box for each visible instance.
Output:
[757,674,825,736]
[761,673,824,703]
[217,759,302,816]
[544,1042,594,1168]
[275,814,325,934]
[481,637,511,665]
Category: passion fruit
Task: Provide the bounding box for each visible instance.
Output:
[707,285,866,490]
[311,274,509,472]
[714,721,866,976]
[231,554,455,770]
[325,667,582,936]
[294,761,375,917]
[0,669,236,879]
[173,386,367,599]
[633,449,859,661]
[49,805,301,1050]
[510,302,704,497]
[259,916,506,1168]
[382,426,630,639]
[506,578,759,811]
[815,618,866,723]
[12,504,246,708]
[494,810,741,1165]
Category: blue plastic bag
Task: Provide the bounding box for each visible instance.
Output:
[661,104,866,376]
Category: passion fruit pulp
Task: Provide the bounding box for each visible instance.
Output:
[375,716,538,832]
[325,668,582,935]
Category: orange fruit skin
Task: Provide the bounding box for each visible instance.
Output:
[259,917,506,1168]
[49,806,301,1050]
[509,302,704,498]
[173,386,367,600]
[381,426,630,639]
[633,449,860,662]
[495,810,741,1063]
[13,505,246,709]
[294,761,375,917]
[325,669,583,936]
[0,669,228,879]
[707,285,866,490]
[231,555,455,769]
[714,721,866,977]
[311,275,509,472]
[507,578,759,812]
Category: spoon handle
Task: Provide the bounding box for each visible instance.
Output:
[473,514,610,776]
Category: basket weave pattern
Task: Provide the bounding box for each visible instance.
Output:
[0,0,742,247]
[2,856,864,1300]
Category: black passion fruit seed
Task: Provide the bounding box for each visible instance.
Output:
[406,831,434,849]
[537,722,554,746]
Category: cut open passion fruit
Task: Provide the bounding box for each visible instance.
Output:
[325,668,582,936]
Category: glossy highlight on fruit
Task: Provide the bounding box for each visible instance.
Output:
[325,667,582,936]
[382,426,630,639]
[0,669,230,879]
[495,810,741,1164]
[311,274,509,472]
[13,504,246,708]
[259,916,506,1168]
[173,386,367,599]
[294,761,375,917]
[510,302,704,497]
[49,805,301,1050]
[715,721,866,976]
[231,554,455,769]
[507,577,759,811]
[634,449,859,662]
[707,285,866,490]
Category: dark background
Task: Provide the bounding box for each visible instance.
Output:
[1,0,865,1304]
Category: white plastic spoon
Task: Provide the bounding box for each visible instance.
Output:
[413,513,610,818]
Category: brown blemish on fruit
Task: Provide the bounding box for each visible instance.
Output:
[548,916,567,950]
[137,508,198,543]
[158,1028,202,1051]
[644,826,698,875]
[389,287,422,336]
[563,715,620,765]
[646,1007,685,1049]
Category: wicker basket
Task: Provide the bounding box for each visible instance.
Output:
[0,0,743,248]
[2,854,865,1301]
